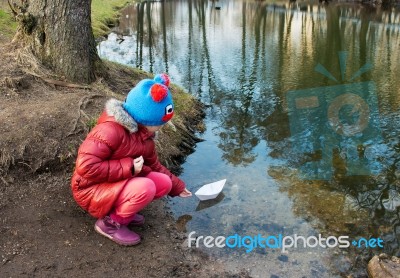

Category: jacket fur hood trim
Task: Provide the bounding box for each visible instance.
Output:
[105,98,138,133]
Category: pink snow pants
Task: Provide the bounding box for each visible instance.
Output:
[109,172,172,225]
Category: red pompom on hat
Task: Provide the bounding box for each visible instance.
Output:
[150,84,168,102]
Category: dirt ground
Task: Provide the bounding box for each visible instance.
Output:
[0,36,250,277]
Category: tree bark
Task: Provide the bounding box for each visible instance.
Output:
[19,0,99,84]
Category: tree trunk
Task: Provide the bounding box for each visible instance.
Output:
[19,0,99,84]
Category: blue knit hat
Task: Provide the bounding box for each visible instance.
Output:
[123,74,174,126]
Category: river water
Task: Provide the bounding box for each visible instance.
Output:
[97,1,400,277]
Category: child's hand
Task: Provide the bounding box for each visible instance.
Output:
[179,188,192,198]
[132,156,144,175]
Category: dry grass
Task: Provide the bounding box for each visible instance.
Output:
[0,148,14,173]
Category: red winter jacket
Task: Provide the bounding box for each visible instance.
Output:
[71,99,185,218]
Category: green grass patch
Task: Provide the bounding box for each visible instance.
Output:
[0,9,17,39]
[0,0,131,40]
[91,0,133,38]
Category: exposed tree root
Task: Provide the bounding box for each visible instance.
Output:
[67,94,104,136]
[25,71,91,89]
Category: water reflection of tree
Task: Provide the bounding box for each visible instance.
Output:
[176,0,222,101]
[161,0,169,72]
[217,1,257,166]
[181,0,263,165]
[217,2,291,166]
[134,1,162,71]
[136,2,145,68]
[182,0,193,88]
[146,1,154,72]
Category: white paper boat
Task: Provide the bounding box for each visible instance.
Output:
[195,179,226,201]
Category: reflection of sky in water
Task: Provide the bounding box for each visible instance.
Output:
[98,1,400,276]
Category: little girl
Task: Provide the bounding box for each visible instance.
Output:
[71,74,192,246]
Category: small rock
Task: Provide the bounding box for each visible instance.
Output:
[367,253,400,278]
[278,254,289,262]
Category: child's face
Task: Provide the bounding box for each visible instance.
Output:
[144,125,162,133]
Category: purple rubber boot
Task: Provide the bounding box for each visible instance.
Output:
[129,214,145,226]
[95,216,141,246]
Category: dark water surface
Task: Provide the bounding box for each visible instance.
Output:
[98,1,400,276]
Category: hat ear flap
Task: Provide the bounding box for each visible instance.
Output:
[154,73,170,87]
[150,84,168,102]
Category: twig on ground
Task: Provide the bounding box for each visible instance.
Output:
[17,161,33,171]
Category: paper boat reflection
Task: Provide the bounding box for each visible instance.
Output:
[194,179,226,201]
[195,192,225,211]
